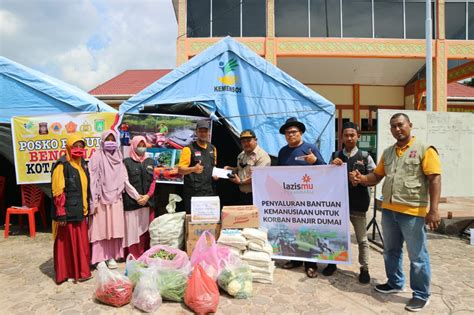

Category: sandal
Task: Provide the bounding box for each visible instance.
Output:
[281,260,303,269]
[305,267,318,278]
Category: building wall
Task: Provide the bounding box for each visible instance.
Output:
[177,0,474,115]
[307,84,405,107]
[405,95,416,110]
[360,86,405,106]
[307,85,352,105]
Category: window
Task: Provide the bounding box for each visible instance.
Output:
[243,0,266,36]
[275,0,309,37]
[405,0,436,39]
[186,0,266,38]
[213,0,241,37]
[310,0,341,37]
[187,0,211,37]
[342,0,373,38]
[446,2,467,39]
[374,0,403,38]
[469,1,474,40]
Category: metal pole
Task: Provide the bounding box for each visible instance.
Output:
[426,0,433,112]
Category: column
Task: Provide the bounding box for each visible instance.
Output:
[353,84,360,125]
[434,0,447,112]
[265,0,277,65]
[176,0,188,66]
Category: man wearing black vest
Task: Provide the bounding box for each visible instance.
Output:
[323,122,375,283]
[178,120,217,213]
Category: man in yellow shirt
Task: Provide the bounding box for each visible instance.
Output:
[351,113,441,312]
[178,120,217,213]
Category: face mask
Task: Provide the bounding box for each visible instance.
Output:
[136,147,147,155]
[71,147,85,158]
[103,141,117,151]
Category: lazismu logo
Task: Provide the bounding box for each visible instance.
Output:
[282,174,314,191]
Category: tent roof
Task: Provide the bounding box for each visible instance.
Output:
[0,56,116,123]
[120,37,334,116]
[119,37,335,160]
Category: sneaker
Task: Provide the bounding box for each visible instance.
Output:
[374,282,404,294]
[106,258,118,269]
[322,264,337,276]
[66,278,75,283]
[405,297,430,312]
[97,261,107,269]
[359,267,370,284]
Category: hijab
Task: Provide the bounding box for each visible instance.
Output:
[129,136,148,163]
[89,130,127,206]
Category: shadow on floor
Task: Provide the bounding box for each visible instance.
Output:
[39,257,56,282]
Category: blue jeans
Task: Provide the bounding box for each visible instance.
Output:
[381,209,431,301]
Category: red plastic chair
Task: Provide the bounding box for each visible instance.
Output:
[4,184,46,238]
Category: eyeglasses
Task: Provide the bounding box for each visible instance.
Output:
[285,130,299,135]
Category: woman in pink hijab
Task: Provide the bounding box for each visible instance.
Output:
[122,136,156,258]
[88,130,143,269]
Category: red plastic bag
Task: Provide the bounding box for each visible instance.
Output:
[184,265,219,314]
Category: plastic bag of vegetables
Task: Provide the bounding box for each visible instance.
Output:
[190,231,233,280]
[156,268,188,302]
[131,269,162,313]
[184,264,219,314]
[138,245,191,275]
[125,254,148,286]
[94,263,133,307]
[217,255,253,299]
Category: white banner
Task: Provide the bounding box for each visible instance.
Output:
[252,165,351,264]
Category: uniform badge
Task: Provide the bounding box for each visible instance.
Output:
[195,151,202,157]
[409,150,417,158]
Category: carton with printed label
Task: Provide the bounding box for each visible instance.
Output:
[221,205,259,229]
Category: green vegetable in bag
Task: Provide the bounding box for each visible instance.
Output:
[156,269,188,302]
[150,249,177,260]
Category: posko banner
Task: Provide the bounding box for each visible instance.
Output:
[119,113,212,185]
[11,112,117,184]
[252,165,351,264]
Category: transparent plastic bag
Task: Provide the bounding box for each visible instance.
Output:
[131,269,162,313]
[155,268,188,302]
[125,254,148,286]
[94,263,133,307]
[217,255,253,299]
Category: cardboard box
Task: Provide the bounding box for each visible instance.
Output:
[185,214,221,239]
[191,196,220,223]
[185,225,221,256]
[186,240,196,256]
[221,205,259,229]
